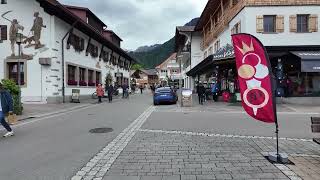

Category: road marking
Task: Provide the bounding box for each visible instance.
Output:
[138,129,313,142]
[0,103,101,131]
[282,104,299,112]
[71,106,155,180]
[154,109,319,115]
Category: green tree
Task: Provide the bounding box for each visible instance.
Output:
[130,63,144,71]
[1,79,23,115]
[104,72,113,89]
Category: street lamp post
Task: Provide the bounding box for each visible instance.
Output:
[178,55,183,107]
[16,33,23,112]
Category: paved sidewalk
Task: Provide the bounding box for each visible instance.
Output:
[177,95,320,114]
[18,97,119,121]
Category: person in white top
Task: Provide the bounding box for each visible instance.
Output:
[0,83,14,137]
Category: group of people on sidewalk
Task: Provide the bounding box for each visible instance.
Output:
[96,83,130,103]
[196,81,220,105]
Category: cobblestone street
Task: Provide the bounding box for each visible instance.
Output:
[71,100,320,180]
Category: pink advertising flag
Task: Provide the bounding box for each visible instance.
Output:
[232,33,276,123]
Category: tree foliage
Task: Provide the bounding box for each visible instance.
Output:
[1,79,23,115]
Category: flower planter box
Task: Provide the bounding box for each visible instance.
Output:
[68,80,78,86]
[88,82,96,86]
[79,81,87,86]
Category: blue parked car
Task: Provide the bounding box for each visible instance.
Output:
[153,87,178,105]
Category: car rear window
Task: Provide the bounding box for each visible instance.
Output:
[156,88,171,93]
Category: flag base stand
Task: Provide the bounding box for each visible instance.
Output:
[268,152,289,164]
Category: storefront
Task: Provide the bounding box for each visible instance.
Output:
[188,45,320,104]
[267,47,320,98]
[187,44,240,102]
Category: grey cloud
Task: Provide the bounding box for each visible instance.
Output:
[60,0,207,50]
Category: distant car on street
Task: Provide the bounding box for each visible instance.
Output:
[153,87,178,105]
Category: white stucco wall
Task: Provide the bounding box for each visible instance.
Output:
[0,0,131,103]
[0,0,54,103]
[202,5,320,52]
[190,32,203,69]
[55,18,130,99]
[245,6,320,46]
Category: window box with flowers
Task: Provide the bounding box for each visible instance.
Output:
[79,80,87,86]
[68,80,78,86]
[88,81,96,87]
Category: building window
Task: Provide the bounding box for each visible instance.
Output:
[232,22,241,34]
[88,70,95,86]
[87,43,98,58]
[297,15,309,33]
[67,33,85,52]
[96,71,101,84]
[0,25,7,41]
[67,65,77,85]
[1,0,7,4]
[214,40,220,52]
[79,67,87,86]
[7,62,25,85]
[263,15,276,32]
[209,47,213,55]
[204,51,208,58]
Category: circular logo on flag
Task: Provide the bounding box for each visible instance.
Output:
[243,87,269,109]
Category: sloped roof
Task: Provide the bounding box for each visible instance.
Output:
[176,26,195,32]
[36,0,135,62]
[64,5,107,27]
[140,69,157,76]
[155,53,177,69]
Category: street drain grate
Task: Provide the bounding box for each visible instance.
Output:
[89,128,113,134]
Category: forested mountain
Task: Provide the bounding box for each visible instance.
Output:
[129,18,199,68]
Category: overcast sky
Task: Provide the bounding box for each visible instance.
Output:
[60,0,208,51]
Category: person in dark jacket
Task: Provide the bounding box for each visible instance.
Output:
[197,83,206,105]
[107,84,114,103]
[0,83,14,137]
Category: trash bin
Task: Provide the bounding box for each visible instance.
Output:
[182,89,193,107]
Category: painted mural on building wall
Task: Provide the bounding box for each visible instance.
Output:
[1,10,47,60]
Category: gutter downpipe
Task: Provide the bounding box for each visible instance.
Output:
[62,21,78,103]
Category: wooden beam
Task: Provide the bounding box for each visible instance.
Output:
[85,37,91,56]
[210,15,213,31]
[221,0,224,16]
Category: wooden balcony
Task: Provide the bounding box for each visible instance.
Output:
[201,0,246,51]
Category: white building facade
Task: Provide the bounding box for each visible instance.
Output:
[177,0,320,103]
[0,0,134,103]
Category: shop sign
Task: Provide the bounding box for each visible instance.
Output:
[213,44,235,60]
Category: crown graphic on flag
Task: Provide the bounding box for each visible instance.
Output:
[236,40,254,55]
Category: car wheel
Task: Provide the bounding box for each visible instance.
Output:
[153,101,158,106]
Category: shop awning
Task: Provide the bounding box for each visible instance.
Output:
[186,44,235,77]
[291,51,320,72]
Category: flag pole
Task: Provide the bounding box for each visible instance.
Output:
[272,76,280,162]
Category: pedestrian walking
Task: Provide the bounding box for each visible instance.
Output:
[0,83,14,137]
[140,85,144,94]
[122,83,129,99]
[107,84,114,103]
[150,84,155,95]
[96,84,104,103]
[197,83,206,105]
